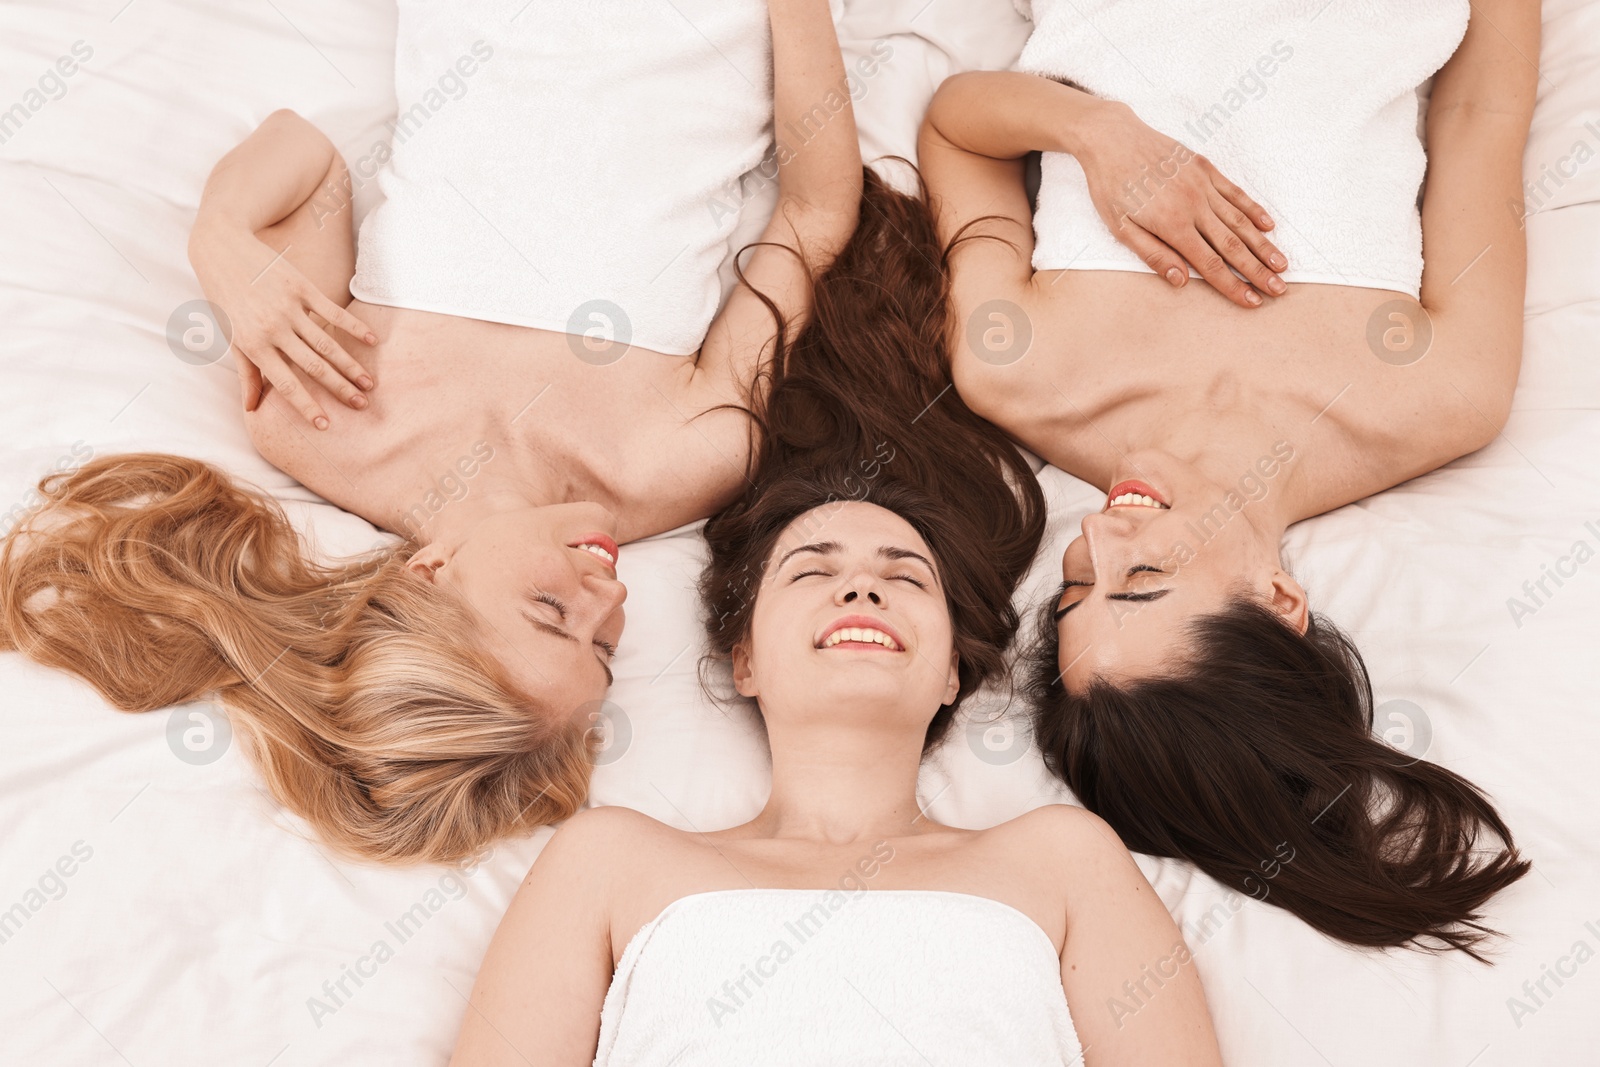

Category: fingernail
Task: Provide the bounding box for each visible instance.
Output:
[315,416,329,430]
[351,394,368,409]
[358,375,375,390]
[1267,276,1286,294]
[1245,290,1262,306]
[1270,253,1287,270]
[365,333,378,345]
[1261,215,1274,228]
[1165,267,1184,286]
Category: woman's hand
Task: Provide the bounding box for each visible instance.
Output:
[189,224,378,428]
[1071,100,1288,308]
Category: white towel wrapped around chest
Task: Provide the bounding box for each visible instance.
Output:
[1015,0,1469,296]
[593,888,1083,1066]
[350,0,773,355]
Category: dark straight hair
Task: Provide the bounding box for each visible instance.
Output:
[701,165,1046,744]
[1025,595,1529,959]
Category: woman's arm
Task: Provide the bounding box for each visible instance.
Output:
[1031,806,1224,1066]
[192,110,346,237]
[916,75,1041,329]
[189,110,378,426]
[447,809,627,1066]
[1416,0,1539,437]
[696,0,862,391]
[920,71,1286,311]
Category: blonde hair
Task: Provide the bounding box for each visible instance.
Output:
[0,452,591,864]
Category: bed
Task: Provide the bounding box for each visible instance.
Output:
[1,0,1596,1063]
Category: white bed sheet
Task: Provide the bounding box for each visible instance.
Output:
[1,1,1596,1064]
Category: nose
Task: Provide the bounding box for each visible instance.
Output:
[1076,512,1132,581]
[582,573,628,618]
[1079,509,1135,543]
[836,567,884,606]
[1080,510,1133,539]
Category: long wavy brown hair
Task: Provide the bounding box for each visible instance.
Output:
[702,166,1047,744]
[0,453,590,864]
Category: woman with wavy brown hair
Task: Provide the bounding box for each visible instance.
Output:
[445,157,1220,1067]
[919,0,1535,955]
[0,0,862,864]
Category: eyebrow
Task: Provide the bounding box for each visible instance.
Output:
[776,541,840,569]
[522,606,615,687]
[1109,590,1170,604]
[1054,587,1171,620]
[879,546,937,570]
[775,541,937,573]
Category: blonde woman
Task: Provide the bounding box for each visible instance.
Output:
[0,0,860,863]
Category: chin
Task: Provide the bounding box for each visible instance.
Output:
[807,667,936,711]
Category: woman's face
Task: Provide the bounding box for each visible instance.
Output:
[1055,451,1306,691]
[732,501,960,730]
[409,501,627,715]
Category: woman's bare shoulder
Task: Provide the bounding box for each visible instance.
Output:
[982,803,1134,871]
[553,804,685,846]
[540,804,706,875]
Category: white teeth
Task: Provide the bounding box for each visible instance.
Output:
[1109,492,1167,509]
[577,543,615,566]
[822,626,901,650]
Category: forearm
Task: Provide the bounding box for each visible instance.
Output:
[1426,0,1538,132]
[925,70,1119,160]
[767,0,861,216]
[1418,108,1531,306]
[190,110,337,249]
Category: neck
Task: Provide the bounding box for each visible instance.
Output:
[411,470,549,547]
[1141,409,1313,538]
[367,394,568,543]
[745,712,933,844]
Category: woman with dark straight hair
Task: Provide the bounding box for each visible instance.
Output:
[1024,600,1528,957]
[917,0,1535,957]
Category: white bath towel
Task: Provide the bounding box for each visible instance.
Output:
[592,888,1083,1065]
[350,0,773,355]
[1013,0,1469,296]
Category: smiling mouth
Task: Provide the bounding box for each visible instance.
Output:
[1105,479,1170,511]
[816,616,905,652]
[822,627,901,650]
[569,534,619,569]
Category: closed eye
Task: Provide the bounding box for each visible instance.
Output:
[890,574,928,589]
[1054,573,1169,620]
[1115,564,1169,602]
[531,592,568,619]
[789,568,833,582]
[523,593,614,684]
[1053,579,1090,621]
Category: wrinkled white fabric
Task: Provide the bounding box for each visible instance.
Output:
[351,0,773,354]
[1015,0,1469,295]
[593,889,1082,1066]
[4,1,1600,1064]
